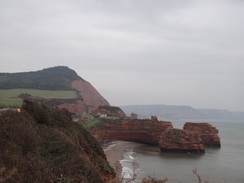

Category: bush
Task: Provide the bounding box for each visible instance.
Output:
[22,99,50,124]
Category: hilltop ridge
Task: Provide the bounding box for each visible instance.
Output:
[0,66,82,90]
[0,66,110,113]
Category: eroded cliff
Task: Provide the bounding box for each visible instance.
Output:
[184,122,221,147]
[91,119,173,145]
[57,79,110,113]
[71,80,110,112]
[88,118,220,153]
[159,128,205,153]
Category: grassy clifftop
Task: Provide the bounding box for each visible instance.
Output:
[0,100,115,183]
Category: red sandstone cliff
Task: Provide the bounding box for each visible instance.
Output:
[90,119,220,153]
[159,128,205,153]
[58,80,110,113]
[184,122,221,147]
[72,80,110,109]
[91,119,173,145]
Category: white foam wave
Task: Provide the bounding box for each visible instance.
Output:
[120,148,139,183]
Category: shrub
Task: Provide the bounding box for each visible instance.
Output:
[22,99,50,124]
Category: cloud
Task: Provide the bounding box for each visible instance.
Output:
[0,0,244,111]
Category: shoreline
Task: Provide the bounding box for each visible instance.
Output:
[102,140,142,182]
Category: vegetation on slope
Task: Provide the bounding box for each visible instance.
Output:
[0,100,114,183]
[0,66,82,90]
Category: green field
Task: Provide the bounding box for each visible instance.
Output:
[0,89,78,106]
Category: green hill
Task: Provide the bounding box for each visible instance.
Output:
[0,66,82,90]
[0,66,110,113]
[0,66,83,107]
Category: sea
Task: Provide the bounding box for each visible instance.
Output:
[120,119,244,183]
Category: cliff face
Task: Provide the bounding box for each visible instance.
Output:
[57,79,110,113]
[92,119,173,145]
[89,118,220,153]
[159,129,205,153]
[183,122,221,147]
[71,80,110,113]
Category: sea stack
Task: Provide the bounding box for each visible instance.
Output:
[159,128,205,153]
[184,122,221,147]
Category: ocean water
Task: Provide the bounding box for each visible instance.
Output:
[120,120,244,183]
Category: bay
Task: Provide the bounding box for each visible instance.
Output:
[120,120,244,183]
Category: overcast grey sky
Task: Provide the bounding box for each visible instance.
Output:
[0,0,244,111]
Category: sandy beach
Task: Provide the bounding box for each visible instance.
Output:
[103,140,142,182]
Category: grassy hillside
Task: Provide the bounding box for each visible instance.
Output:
[0,88,78,107]
[0,89,78,98]
[0,100,115,183]
[0,66,82,90]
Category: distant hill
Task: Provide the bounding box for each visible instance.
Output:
[120,104,244,120]
[0,66,82,90]
[0,66,110,112]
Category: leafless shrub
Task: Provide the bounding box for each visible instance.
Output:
[192,167,208,183]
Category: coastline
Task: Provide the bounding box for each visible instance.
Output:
[102,140,142,182]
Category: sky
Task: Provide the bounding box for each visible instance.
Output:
[0,0,244,111]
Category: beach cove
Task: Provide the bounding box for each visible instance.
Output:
[103,140,143,182]
[103,120,244,183]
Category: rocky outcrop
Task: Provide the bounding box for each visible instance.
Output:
[90,119,220,153]
[130,113,138,119]
[183,122,221,147]
[92,119,173,145]
[151,115,158,121]
[159,128,205,153]
[92,106,126,117]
